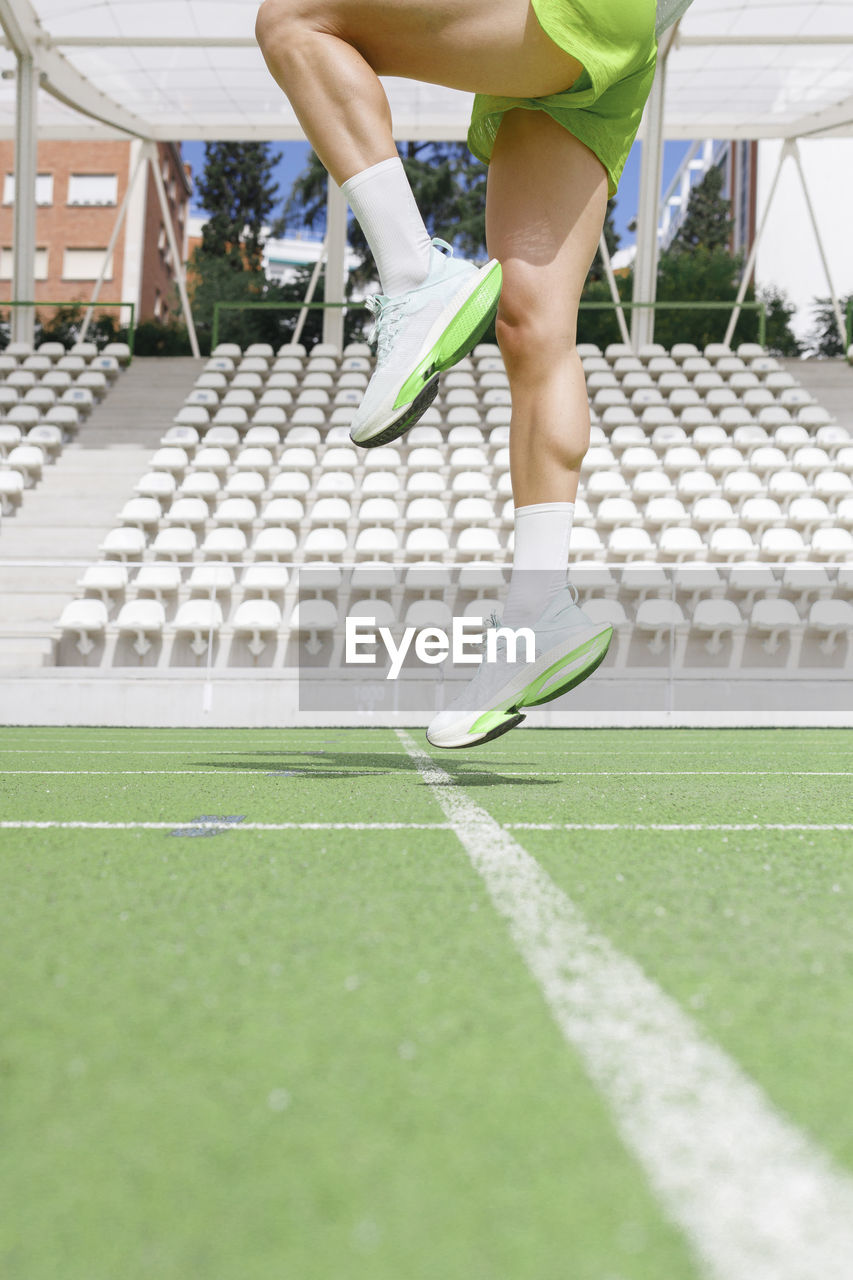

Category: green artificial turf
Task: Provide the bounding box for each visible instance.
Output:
[1,727,851,1279]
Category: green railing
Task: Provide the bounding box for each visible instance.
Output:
[212,300,348,351]
[3,300,136,360]
[579,299,768,348]
[213,295,767,351]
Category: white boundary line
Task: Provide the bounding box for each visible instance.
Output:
[1,821,852,834]
[0,820,453,832]
[3,768,852,780]
[396,728,853,1280]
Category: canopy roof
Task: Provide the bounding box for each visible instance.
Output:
[0,0,852,142]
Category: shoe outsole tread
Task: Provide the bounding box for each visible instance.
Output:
[427,712,525,750]
[356,377,440,450]
[428,626,613,749]
[352,260,502,449]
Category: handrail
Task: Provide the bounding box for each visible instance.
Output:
[2,300,136,360]
[579,299,768,348]
[213,296,768,351]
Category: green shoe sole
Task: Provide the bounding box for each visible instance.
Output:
[427,712,526,750]
[394,261,503,410]
[522,626,614,708]
[468,627,613,738]
[355,377,439,450]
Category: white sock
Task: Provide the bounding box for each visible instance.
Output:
[341,157,433,297]
[501,503,575,627]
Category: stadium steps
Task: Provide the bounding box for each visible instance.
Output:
[72,356,204,450]
[782,357,853,432]
[0,357,203,668]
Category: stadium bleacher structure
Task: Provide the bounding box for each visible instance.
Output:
[0,339,130,517]
[0,336,851,723]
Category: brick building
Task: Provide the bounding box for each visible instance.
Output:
[0,139,191,323]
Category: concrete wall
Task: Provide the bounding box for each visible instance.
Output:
[0,139,190,322]
[1,671,851,729]
[755,138,853,346]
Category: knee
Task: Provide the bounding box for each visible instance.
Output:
[495,273,578,376]
[256,0,289,58]
[256,0,319,58]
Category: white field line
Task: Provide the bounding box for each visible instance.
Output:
[3,768,853,782]
[396,728,853,1280]
[3,768,851,779]
[0,821,454,832]
[1,821,852,834]
[3,747,845,762]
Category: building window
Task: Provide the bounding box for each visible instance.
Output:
[3,174,54,206]
[0,246,49,280]
[154,290,163,319]
[67,174,118,206]
[63,248,113,281]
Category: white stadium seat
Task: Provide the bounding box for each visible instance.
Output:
[152,528,197,561]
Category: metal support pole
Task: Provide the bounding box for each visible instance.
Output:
[80,144,148,342]
[323,176,348,351]
[723,141,791,349]
[293,236,327,346]
[12,52,38,346]
[631,52,668,350]
[598,231,632,346]
[145,141,200,358]
[790,139,847,350]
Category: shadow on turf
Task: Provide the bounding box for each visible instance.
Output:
[194,750,553,787]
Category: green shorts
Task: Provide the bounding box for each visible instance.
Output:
[468,0,658,196]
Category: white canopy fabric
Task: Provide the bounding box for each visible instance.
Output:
[0,0,852,143]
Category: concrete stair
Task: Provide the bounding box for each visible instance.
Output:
[0,357,202,669]
[782,357,853,431]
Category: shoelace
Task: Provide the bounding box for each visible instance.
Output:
[364,239,456,361]
[364,294,407,363]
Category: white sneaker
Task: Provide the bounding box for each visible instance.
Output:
[350,239,502,448]
[426,587,613,750]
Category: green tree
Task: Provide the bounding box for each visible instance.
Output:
[576,252,802,355]
[759,286,803,358]
[588,198,620,283]
[670,165,733,256]
[808,294,852,357]
[194,142,284,272]
[287,143,489,288]
[188,141,291,351]
[653,246,742,347]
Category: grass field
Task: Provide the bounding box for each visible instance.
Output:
[2,725,852,1280]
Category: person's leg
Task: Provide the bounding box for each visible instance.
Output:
[257,0,583,448]
[426,112,615,749]
[488,109,606,506]
[255,0,582,183]
[486,109,606,627]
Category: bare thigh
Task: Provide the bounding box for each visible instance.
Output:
[284,0,584,98]
[487,109,607,337]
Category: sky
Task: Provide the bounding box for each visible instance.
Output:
[181,137,695,253]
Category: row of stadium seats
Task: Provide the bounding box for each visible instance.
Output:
[157,414,845,460]
[140,439,853,488]
[113,492,853,541]
[56,586,853,670]
[96,520,853,564]
[204,338,783,367]
[72,558,853,611]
